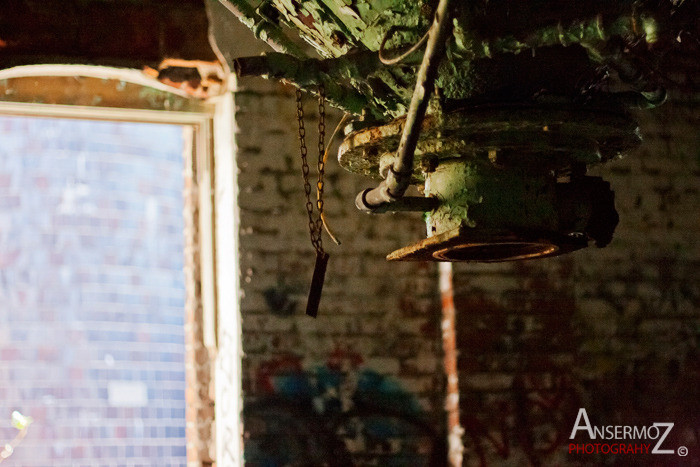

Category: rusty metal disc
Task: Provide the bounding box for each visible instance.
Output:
[386,226,587,262]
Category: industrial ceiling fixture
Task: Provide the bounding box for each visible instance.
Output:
[223,0,688,263]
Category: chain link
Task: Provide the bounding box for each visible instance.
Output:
[296,87,326,254]
[316,86,326,243]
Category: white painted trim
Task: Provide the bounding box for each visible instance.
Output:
[0,101,211,125]
[197,122,218,351]
[212,89,243,467]
[0,64,193,98]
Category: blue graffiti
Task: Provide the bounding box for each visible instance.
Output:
[244,366,443,466]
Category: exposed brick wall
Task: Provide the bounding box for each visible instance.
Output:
[228,34,698,467]
[183,128,216,466]
[234,79,446,465]
[452,93,700,465]
[0,117,188,466]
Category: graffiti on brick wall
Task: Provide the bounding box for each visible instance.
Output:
[456,253,700,465]
[243,349,444,466]
[461,364,582,466]
[456,260,583,465]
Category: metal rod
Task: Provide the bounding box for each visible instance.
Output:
[354,193,440,213]
[234,51,383,80]
[439,262,464,467]
[233,52,378,114]
[356,0,454,212]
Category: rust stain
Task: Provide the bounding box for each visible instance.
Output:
[145,59,225,98]
[297,12,317,31]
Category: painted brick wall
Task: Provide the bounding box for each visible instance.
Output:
[234,79,446,466]
[0,116,188,466]
[452,93,700,465]
[231,55,698,467]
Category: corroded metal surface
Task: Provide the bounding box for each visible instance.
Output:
[387,171,618,262]
[221,0,687,263]
[228,0,683,119]
[269,0,427,58]
[339,104,640,180]
[387,226,583,262]
[424,160,560,236]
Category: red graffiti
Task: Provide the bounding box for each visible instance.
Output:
[255,353,303,394]
[462,367,582,466]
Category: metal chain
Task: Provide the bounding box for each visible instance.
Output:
[295,87,326,254]
[316,86,326,245]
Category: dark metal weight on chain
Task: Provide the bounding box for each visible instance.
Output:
[296,87,329,317]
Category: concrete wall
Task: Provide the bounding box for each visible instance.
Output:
[0,116,188,466]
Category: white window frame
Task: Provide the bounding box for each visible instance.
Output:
[0,64,242,466]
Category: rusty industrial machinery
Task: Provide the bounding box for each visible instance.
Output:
[224,0,693,263]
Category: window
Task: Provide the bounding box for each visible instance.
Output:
[0,65,241,466]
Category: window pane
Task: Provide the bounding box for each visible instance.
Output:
[0,116,187,466]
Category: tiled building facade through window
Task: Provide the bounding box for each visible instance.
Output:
[0,116,188,466]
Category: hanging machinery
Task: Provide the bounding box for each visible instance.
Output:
[223,0,689,262]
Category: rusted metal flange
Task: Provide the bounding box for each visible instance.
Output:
[387,226,587,262]
[338,104,640,181]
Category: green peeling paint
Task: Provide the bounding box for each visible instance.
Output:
[425,160,559,235]
[233,1,665,120]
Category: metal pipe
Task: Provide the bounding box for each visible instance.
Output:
[354,194,440,213]
[233,52,379,114]
[356,0,454,212]
[234,51,384,80]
